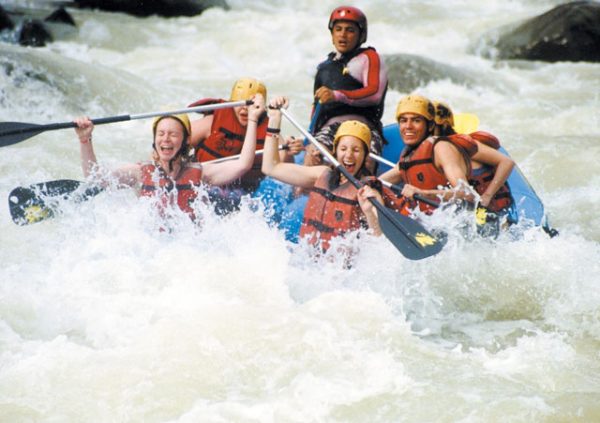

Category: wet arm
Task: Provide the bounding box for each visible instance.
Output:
[74,116,98,178]
[378,165,403,185]
[357,185,383,236]
[202,95,264,185]
[432,141,475,202]
[261,97,325,189]
[189,114,213,149]
[472,142,515,206]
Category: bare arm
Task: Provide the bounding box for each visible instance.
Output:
[261,96,328,189]
[74,116,141,187]
[74,116,98,178]
[402,141,474,203]
[357,185,383,236]
[201,94,265,186]
[189,114,213,148]
[280,136,303,163]
[471,142,514,207]
[378,165,403,185]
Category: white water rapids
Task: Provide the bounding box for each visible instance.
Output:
[1,0,599,421]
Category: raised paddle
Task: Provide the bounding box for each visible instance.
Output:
[0,100,253,148]
[7,146,279,226]
[280,108,444,260]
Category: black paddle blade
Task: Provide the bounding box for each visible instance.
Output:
[0,122,45,147]
[7,179,103,225]
[375,202,445,260]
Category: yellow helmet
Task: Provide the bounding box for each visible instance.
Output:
[433,101,454,127]
[333,120,371,151]
[152,113,191,137]
[395,94,435,121]
[230,77,267,101]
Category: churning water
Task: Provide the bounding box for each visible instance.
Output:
[1,1,599,421]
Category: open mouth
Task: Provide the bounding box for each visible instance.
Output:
[159,145,175,155]
[342,160,356,173]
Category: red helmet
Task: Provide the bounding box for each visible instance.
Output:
[328,6,367,45]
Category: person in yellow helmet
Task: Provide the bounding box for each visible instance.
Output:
[379,94,479,215]
[72,94,265,220]
[262,96,384,253]
[433,100,514,213]
[187,78,302,213]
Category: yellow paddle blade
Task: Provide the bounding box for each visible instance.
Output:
[453,113,479,134]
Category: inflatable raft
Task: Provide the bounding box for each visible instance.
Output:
[255,122,554,241]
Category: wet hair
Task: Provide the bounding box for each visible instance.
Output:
[152,118,191,172]
[434,122,456,137]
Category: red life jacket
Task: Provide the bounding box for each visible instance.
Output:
[140,163,203,219]
[397,135,477,213]
[299,168,366,251]
[468,131,512,212]
[470,131,500,149]
[380,185,412,216]
[194,99,268,192]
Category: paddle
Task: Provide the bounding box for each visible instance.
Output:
[453,113,480,135]
[280,108,444,260]
[8,180,103,225]
[7,146,279,226]
[0,100,252,148]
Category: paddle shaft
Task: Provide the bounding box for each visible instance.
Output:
[303,102,321,145]
[370,153,440,208]
[202,145,287,164]
[0,100,252,143]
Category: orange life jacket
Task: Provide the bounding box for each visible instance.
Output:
[397,135,477,213]
[140,163,203,219]
[299,168,366,251]
[470,131,500,149]
[194,99,268,192]
[379,185,412,216]
[468,131,512,212]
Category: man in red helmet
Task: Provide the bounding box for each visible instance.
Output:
[310,5,388,173]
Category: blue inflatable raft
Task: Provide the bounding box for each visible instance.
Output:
[255,122,553,241]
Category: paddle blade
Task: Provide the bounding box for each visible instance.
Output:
[453,113,479,134]
[0,122,45,147]
[8,179,103,225]
[375,203,445,260]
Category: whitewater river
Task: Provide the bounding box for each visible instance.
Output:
[1,0,599,421]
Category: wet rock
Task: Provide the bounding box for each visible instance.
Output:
[1,5,76,47]
[382,53,477,93]
[493,1,600,62]
[18,19,53,47]
[73,0,229,17]
[0,9,12,32]
[44,7,76,26]
[0,5,14,31]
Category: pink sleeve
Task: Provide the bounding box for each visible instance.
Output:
[333,49,387,106]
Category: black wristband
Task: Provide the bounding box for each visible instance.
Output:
[266,127,281,134]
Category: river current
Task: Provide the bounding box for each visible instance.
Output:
[1,1,599,422]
